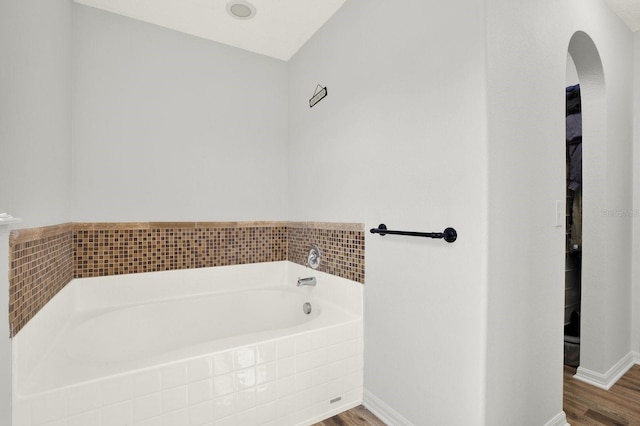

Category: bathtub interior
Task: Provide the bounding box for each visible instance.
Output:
[12,261,364,426]
[65,289,324,364]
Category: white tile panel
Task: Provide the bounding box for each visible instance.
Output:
[327,363,347,386]
[31,392,67,425]
[161,365,187,390]
[276,357,295,378]
[233,368,256,391]
[102,376,133,406]
[275,394,296,419]
[297,349,327,373]
[161,409,188,426]
[294,334,313,354]
[212,416,237,426]
[342,339,358,359]
[327,344,345,363]
[40,420,65,426]
[102,401,132,426]
[134,371,162,397]
[256,362,276,385]
[212,374,235,398]
[13,398,31,425]
[188,380,213,405]
[67,410,100,426]
[187,358,212,383]
[162,386,188,413]
[275,375,296,399]
[212,395,235,421]
[232,347,255,370]
[255,343,276,365]
[255,382,277,406]
[188,400,213,426]
[276,338,295,359]
[133,393,162,422]
[136,416,163,426]
[309,330,328,351]
[212,353,233,377]
[295,370,315,392]
[235,388,257,411]
[68,382,101,416]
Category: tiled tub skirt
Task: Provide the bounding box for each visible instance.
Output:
[14,323,363,426]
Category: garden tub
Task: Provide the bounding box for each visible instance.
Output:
[13,261,363,426]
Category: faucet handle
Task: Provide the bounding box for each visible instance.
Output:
[307,245,321,270]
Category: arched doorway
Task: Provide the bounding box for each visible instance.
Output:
[565,31,609,386]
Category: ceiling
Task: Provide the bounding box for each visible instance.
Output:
[73,0,346,61]
[606,0,640,31]
[74,0,639,62]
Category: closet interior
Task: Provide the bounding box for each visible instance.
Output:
[564,83,582,367]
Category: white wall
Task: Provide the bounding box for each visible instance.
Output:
[0,0,73,229]
[633,32,640,356]
[72,5,289,222]
[0,1,73,423]
[288,0,488,424]
[485,0,633,424]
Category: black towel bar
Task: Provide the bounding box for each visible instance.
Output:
[370,224,457,243]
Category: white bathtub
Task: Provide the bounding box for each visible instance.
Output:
[13,261,364,426]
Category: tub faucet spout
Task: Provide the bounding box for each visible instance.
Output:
[297,276,317,287]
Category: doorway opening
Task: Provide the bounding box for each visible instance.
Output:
[563,30,606,380]
[564,55,581,367]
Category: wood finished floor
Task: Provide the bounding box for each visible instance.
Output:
[564,364,640,425]
[313,405,386,426]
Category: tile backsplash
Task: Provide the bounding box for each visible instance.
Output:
[8,221,364,336]
[287,222,364,284]
[74,222,288,278]
[9,224,74,337]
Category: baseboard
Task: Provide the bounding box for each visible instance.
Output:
[544,411,569,426]
[364,390,570,426]
[363,390,413,426]
[574,351,636,390]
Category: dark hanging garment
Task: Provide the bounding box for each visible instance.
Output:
[567,141,582,192]
[566,84,582,249]
[566,113,582,191]
[566,85,582,192]
[566,84,581,116]
[571,189,582,249]
[566,112,582,141]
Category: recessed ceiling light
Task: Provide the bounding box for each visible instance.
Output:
[226,1,256,20]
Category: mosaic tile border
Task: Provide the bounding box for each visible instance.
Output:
[8,221,364,336]
[9,224,74,337]
[73,223,288,278]
[287,222,365,284]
